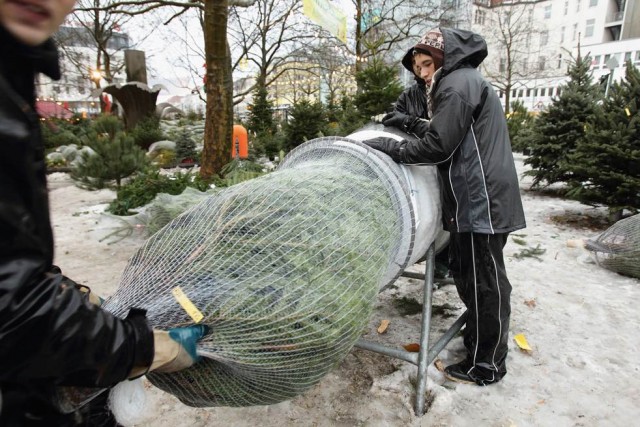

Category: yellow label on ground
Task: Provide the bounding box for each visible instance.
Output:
[172,286,204,323]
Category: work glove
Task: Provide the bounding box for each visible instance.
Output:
[381,111,418,132]
[148,324,210,374]
[76,284,104,306]
[363,137,407,163]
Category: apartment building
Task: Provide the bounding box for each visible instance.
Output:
[469,0,640,111]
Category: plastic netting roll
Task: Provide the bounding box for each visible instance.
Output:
[585,213,640,279]
[103,137,417,407]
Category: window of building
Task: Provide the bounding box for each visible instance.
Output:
[585,19,595,37]
[624,52,631,63]
[544,5,552,18]
[518,89,524,98]
[548,87,554,96]
[500,57,506,73]
[573,23,578,41]
[593,55,601,67]
[539,56,546,71]
[635,51,640,63]
[557,87,562,96]
[533,88,538,96]
[540,88,546,96]
[540,31,549,47]
[564,1,569,14]
[558,54,563,69]
[512,89,517,98]
[475,9,486,25]
[589,0,597,6]
[560,27,565,43]
[526,88,532,97]
[576,0,581,12]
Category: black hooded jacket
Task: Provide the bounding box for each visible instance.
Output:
[402,28,525,234]
[0,26,153,407]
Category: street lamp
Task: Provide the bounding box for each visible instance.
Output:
[90,68,103,87]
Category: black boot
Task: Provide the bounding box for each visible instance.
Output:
[443,358,475,384]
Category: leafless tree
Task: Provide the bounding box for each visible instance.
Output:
[477,1,553,114]
[88,0,256,179]
[227,0,322,104]
[350,0,444,74]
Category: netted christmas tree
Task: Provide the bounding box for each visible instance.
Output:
[565,60,640,217]
[521,52,602,187]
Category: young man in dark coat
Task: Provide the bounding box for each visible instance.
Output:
[366,28,526,385]
[0,1,208,424]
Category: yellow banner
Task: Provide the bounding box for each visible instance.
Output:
[303,0,347,43]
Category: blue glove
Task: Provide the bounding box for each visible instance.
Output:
[168,324,210,362]
[363,137,407,163]
[150,324,210,373]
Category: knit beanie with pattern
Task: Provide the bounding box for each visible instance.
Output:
[413,28,444,71]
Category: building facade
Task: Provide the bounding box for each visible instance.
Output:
[468,0,640,111]
[37,26,131,117]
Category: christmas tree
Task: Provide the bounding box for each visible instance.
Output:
[566,60,640,217]
[521,52,602,187]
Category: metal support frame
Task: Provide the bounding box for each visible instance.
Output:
[354,243,467,416]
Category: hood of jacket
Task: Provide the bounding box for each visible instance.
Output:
[440,28,487,74]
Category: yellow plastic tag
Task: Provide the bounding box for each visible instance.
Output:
[514,333,532,351]
[172,286,204,323]
[625,107,631,117]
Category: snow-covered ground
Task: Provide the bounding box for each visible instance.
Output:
[48,153,640,426]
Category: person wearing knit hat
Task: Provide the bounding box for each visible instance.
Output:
[364,27,526,387]
[413,28,445,73]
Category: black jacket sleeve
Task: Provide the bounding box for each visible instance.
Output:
[402,88,475,165]
[0,73,154,389]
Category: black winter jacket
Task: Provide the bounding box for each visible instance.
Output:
[395,78,428,119]
[0,27,153,412]
[402,28,526,234]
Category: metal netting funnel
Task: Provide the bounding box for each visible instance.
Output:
[102,138,417,407]
[585,213,640,279]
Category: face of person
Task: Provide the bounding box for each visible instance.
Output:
[414,52,437,87]
[0,0,75,46]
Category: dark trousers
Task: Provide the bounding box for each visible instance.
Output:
[449,232,512,384]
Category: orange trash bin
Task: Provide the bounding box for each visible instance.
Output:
[231,124,249,159]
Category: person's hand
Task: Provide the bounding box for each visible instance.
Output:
[150,324,210,373]
[382,111,418,131]
[363,137,407,163]
[76,284,104,306]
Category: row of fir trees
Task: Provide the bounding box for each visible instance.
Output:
[513,56,639,219]
[244,57,404,161]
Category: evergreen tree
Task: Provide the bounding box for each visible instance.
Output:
[336,94,366,136]
[283,99,327,152]
[72,115,148,190]
[507,100,534,153]
[521,53,602,187]
[247,85,275,135]
[353,57,404,118]
[565,61,640,217]
[175,128,197,163]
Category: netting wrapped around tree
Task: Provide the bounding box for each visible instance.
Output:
[102,135,441,407]
[585,213,640,279]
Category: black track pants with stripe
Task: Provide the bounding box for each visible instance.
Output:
[449,232,511,383]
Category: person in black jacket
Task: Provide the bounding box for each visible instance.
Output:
[365,28,526,386]
[0,1,208,424]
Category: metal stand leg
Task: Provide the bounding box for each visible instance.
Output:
[354,243,467,416]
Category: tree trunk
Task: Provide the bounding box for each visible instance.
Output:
[201,0,233,179]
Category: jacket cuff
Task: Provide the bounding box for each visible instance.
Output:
[125,308,154,378]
